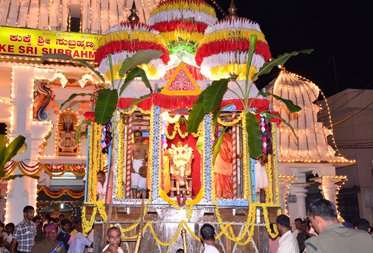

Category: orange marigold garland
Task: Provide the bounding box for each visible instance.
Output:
[38,186,84,199]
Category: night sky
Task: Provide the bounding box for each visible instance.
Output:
[214,0,373,96]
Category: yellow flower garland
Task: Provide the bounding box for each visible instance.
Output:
[116,120,125,199]
[81,206,97,235]
[160,31,204,44]
[144,221,184,247]
[214,200,256,244]
[81,201,108,234]
[217,114,242,127]
[263,205,279,239]
[98,31,167,48]
[165,121,200,140]
[147,106,155,195]
[201,29,267,45]
[87,123,103,202]
[122,106,151,116]
[208,64,257,81]
[272,124,281,205]
[241,112,251,200]
[265,155,273,204]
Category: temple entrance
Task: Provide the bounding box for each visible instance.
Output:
[305,173,323,209]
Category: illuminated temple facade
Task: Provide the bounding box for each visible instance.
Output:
[269,70,354,219]
[0,0,355,252]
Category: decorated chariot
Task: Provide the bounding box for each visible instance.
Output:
[81,0,296,252]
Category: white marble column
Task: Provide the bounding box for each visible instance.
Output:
[288,184,308,220]
[287,173,308,220]
[5,66,52,224]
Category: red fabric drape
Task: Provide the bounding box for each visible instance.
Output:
[195,39,272,65]
[151,20,208,33]
[95,41,170,64]
[117,94,269,111]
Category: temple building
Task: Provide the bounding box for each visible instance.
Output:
[269,69,355,221]
[0,0,159,33]
[0,0,357,252]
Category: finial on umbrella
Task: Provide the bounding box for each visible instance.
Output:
[128,1,139,23]
[228,0,237,17]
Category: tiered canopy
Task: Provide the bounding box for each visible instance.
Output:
[195,5,271,80]
[148,0,218,55]
[95,21,170,80]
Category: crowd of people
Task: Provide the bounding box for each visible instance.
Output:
[0,206,92,253]
[2,198,373,253]
[270,199,373,253]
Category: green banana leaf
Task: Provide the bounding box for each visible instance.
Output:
[187,79,229,133]
[187,100,205,133]
[260,91,301,113]
[252,49,313,81]
[119,50,163,77]
[213,128,226,164]
[0,134,6,152]
[246,34,257,81]
[94,89,118,124]
[108,54,114,89]
[41,54,106,83]
[246,112,262,159]
[203,79,230,112]
[60,93,94,109]
[119,67,153,96]
[0,135,26,175]
[265,112,298,142]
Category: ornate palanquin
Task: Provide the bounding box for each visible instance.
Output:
[82,63,280,252]
[82,1,280,252]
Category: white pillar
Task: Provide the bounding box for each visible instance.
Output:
[5,66,52,224]
[5,171,37,223]
[287,173,308,220]
[288,184,308,220]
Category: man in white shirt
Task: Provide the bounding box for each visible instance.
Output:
[276,214,299,253]
[200,224,220,253]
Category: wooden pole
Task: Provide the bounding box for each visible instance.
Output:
[134,196,145,253]
[182,228,188,253]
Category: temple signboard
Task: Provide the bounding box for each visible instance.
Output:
[0,26,101,61]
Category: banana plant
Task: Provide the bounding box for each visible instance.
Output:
[42,50,162,125]
[0,133,26,178]
[188,34,313,159]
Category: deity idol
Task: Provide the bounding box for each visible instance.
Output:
[168,142,193,196]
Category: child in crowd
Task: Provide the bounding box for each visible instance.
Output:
[102,227,123,253]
